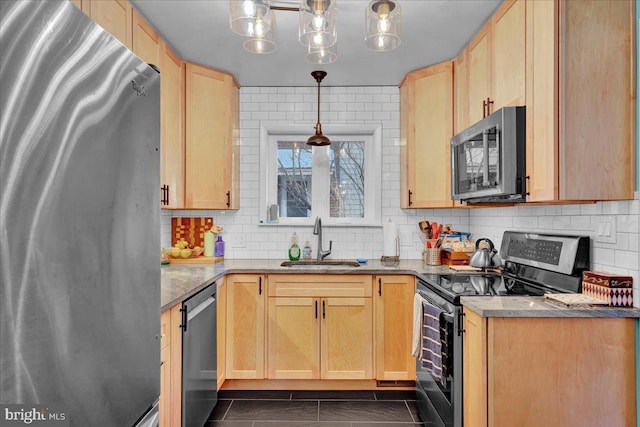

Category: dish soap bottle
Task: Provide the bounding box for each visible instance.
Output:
[302,239,312,260]
[214,235,225,257]
[288,232,301,261]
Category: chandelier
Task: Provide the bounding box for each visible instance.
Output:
[228,0,402,64]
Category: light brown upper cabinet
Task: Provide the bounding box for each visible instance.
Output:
[185,63,240,209]
[85,0,133,49]
[132,10,160,66]
[525,0,635,201]
[400,61,454,209]
[159,41,185,209]
[467,0,525,123]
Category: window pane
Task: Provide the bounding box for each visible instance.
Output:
[277,140,312,218]
[329,141,365,218]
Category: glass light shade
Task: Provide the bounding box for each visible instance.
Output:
[364,0,401,51]
[299,0,337,48]
[306,42,337,64]
[243,11,277,54]
[229,0,271,37]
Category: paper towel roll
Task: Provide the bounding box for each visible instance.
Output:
[383,220,398,257]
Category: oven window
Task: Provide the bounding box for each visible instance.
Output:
[454,126,501,193]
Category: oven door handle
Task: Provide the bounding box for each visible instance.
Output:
[417,290,455,324]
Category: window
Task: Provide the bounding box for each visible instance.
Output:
[260,125,381,226]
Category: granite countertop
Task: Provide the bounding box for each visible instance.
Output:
[461,296,640,318]
[161,259,451,311]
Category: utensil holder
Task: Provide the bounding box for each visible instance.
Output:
[423,248,441,266]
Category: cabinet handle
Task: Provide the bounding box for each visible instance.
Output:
[322,300,326,319]
[457,311,466,336]
[378,278,382,296]
[408,190,413,207]
[226,190,231,208]
[259,277,262,295]
[483,97,494,117]
[161,185,169,205]
[315,300,318,319]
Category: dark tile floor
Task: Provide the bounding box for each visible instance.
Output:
[205,390,423,427]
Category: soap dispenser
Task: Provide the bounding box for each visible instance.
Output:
[288,232,301,261]
[214,235,225,257]
[302,239,312,260]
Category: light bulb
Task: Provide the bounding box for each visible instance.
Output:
[319,49,326,58]
[312,14,326,30]
[242,0,256,17]
[313,32,324,46]
[254,19,265,37]
[378,16,390,33]
[377,35,385,49]
[255,40,264,53]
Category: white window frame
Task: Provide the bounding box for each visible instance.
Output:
[260,124,382,227]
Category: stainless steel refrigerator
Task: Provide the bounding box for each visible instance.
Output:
[0,1,160,426]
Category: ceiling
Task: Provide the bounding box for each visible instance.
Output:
[130,0,502,87]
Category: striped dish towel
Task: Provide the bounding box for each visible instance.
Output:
[421,300,444,380]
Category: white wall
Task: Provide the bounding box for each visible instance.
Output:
[468,195,640,307]
[161,86,469,260]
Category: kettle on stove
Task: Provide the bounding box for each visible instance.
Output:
[469,238,500,269]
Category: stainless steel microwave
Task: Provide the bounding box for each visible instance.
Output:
[450,106,526,203]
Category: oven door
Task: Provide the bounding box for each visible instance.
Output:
[415,285,460,427]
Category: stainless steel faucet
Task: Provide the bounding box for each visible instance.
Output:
[313,216,332,261]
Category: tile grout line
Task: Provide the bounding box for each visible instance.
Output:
[220,399,234,421]
[404,400,417,423]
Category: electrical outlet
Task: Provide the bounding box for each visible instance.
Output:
[594,216,617,244]
[230,234,246,248]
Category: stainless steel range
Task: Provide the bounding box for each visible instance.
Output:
[415,231,590,427]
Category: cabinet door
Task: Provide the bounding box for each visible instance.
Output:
[267,297,320,379]
[185,63,236,209]
[453,50,470,135]
[86,0,132,49]
[525,0,559,202]
[399,77,410,208]
[226,274,265,379]
[491,0,525,111]
[468,26,491,123]
[403,62,454,208]
[321,297,373,380]
[374,276,415,381]
[159,345,170,427]
[462,308,487,427]
[217,279,227,389]
[160,42,185,209]
[132,10,160,66]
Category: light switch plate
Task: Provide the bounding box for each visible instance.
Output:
[594,216,617,244]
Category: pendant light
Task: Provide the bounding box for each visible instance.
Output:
[229,0,271,37]
[307,71,330,146]
[299,0,337,49]
[364,0,402,51]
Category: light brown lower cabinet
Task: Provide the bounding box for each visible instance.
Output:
[375,275,416,381]
[159,304,182,427]
[463,307,636,427]
[267,275,374,380]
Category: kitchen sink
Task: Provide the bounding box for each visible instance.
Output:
[280,260,361,268]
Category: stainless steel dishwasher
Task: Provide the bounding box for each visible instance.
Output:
[181,283,217,427]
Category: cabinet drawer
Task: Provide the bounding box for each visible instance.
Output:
[268,275,372,298]
[160,310,170,349]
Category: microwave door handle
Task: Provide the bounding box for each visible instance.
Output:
[482,129,490,187]
[495,126,500,186]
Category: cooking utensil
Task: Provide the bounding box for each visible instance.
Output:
[469,238,498,269]
[418,220,432,239]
